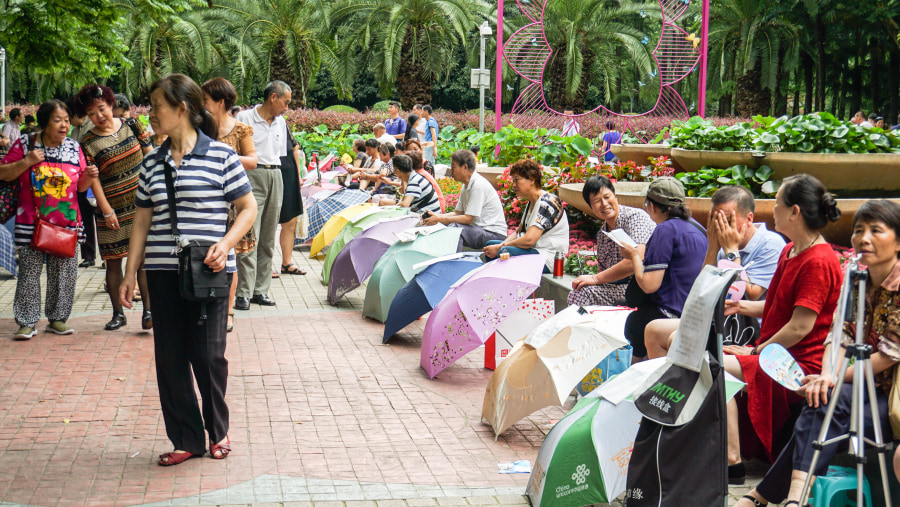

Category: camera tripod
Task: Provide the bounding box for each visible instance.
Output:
[798,261,893,507]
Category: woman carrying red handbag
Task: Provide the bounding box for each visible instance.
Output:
[0,100,98,339]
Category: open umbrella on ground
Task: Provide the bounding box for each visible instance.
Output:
[305,188,371,242]
[525,359,745,507]
[301,181,342,199]
[0,226,16,277]
[321,207,410,283]
[382,253,484,342]
[482,305,631,437]
[420,254,544,379]
[327,215,421,305]
[361,227,461,323]
[310,203,374,257]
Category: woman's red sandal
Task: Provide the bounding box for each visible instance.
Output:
[210,437,231,459]
[158,450,199,466]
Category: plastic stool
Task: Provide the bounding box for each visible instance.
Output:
[809,466,874,507]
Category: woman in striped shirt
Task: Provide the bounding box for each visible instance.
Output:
[119,74,257,466]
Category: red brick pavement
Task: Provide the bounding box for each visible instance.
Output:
[0,305,566,506]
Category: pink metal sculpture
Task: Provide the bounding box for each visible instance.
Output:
[496,0,707,144]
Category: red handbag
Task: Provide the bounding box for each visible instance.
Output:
[29,160,78,258]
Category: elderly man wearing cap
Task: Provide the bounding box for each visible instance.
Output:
[618,177,708,360]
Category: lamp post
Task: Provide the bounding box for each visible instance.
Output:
[478,21,493,133]
[0,47,6,119]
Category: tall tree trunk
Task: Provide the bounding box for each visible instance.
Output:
[773,57,787,116]
[396,37,434,109]
[889,51,899,125]
[815,16,826,112]
[870,40,881,115]
[270,40,308,108]
[792,70,801,116]
[802,52,814,113]
[735,63,771,117]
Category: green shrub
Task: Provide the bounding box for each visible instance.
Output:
[372,100,391,112]
[324,104,359,113]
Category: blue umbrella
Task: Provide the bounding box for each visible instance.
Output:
[382,253,483,343]
[304,188,371,241]
[0,225,16,277]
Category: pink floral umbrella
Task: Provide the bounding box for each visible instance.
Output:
[420,254,545,379]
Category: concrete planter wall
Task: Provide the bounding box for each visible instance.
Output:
[764,152,900,192]
[478,167,507,191]
[611,144,682,171]
[560,182,899,247]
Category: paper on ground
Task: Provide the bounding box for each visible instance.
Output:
[601,228,637,248]
[498,460,531,474]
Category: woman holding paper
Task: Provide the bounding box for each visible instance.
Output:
[569,175,655,306]
[722,174,842,486]
[618,177,707,359]
[736,199,900,507]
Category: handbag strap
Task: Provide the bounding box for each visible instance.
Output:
[162,161,183,245]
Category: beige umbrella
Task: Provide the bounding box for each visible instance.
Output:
[482,306,631,437]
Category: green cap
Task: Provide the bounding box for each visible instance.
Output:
[645,176,685,206]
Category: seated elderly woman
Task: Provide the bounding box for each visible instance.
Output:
[737,199,900,507]
[618,177,707,359]
[377,154,441,214]
[568,175,656,306]
[483,159,568,272]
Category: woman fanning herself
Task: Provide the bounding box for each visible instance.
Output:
[737,200,900,507]
[75,84,153,331]
[119,74,257,466]
[723,174,842,485]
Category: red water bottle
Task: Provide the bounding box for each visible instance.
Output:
[553,251,564,278]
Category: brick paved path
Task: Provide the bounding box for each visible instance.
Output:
[0,244,763,506]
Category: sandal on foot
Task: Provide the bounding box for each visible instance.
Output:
[271,268,280,278]
[281,263,307,275]
[142,310,153,330]
[227,313,234,333]
[210,436,231,459]
[740,495,767,507]
[158,450,199,466]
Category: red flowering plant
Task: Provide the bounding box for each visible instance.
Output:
[832,244,857,271]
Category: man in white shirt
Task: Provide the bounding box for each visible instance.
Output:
[1,108,22,143]
[561,109,580,137]
[423,149,507,250]
[373,123,397,146]
[233,81,292,309]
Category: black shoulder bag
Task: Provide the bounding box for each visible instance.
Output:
[162,161,229,325]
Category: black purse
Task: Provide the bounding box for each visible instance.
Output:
[163,162,229,325]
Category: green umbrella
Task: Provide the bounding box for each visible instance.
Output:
[362,227,462,323]
[321,207,410,284]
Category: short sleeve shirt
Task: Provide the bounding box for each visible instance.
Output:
[456,171,507,235]
[134,130,252,272]
[404,172,441,213]
[716,223,786,290]
[425,118,439,142]
[642,218,708,315]
[521,191,570,270]
[595,205,655,278]
[384,117,407,137]
[235,106,288,165]
[602,131,622,162]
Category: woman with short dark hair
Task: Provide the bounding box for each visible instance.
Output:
[75,84,153,331]
[381,153,441,213]
[0,100,99,339]
[569,175,656,306]
[120,74,257,466]
[482,159,568,271]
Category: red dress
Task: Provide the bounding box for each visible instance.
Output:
[735,242,842,460]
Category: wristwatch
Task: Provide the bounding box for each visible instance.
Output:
[725,251,740,262]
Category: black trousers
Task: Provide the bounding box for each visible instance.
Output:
[755,383,890,503]
[77,190,96,262]
[623,303,671,358]
[146,270,231,455]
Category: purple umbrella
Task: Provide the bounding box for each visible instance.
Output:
[420,254,545,379]
[327,216,421,305]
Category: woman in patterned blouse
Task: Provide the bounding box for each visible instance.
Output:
[737,200,900,507]
[568,175,655,307]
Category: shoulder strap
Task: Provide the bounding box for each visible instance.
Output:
[124,117,141,140]
[162,162,181,243]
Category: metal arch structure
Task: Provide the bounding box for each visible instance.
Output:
[494,0,710,142]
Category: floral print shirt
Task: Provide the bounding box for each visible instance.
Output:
[595,205,656,278]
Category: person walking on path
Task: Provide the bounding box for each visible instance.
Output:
[234,81,291,310]
[75,84,154,331]
[0,100,98,339]
[120,74,256,466]
[202,77,259,332]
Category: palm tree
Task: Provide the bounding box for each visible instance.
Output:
[706,0,799,116]
[329,0,489,108]
[210,0,333,107]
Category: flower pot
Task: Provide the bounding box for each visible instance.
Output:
[611,144,681,171]
[670,148,762,173]
[764,152,900,193]
[560,183,899,247]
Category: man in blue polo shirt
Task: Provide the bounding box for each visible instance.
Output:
[384,101,407,142]
[421,105,439,164]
